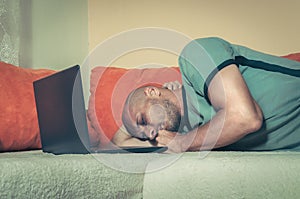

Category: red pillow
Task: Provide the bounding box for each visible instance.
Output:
[0,62,55,152]
[87,66,182,147]
[282,53,300,62]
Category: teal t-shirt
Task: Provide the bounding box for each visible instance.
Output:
[178,37,300,151]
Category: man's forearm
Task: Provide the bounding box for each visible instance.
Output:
[185,108,262,151]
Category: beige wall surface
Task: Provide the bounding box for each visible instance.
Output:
[88,0,300,67]
[20,0,88,69]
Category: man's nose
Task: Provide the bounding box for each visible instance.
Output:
[145,127,158,140]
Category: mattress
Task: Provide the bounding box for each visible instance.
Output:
[1,150,300,199]
[144,151,300,199]
[0,150,144,199]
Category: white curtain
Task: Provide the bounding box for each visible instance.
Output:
[0,0,20,66]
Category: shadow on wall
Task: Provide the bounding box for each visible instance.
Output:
[19,0,32,68]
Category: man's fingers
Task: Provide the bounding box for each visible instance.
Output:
[156,135,169,145]
[156,133,183,153]
[156,130,175,145]
[157,130,191,153]
[162,81,182,90]
[173,81,182,89]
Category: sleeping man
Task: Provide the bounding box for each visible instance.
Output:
[112,37,300,152]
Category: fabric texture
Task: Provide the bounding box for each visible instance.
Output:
[0,0,20,65]
[88,66,181,147]
[144,151,300,199]
[1,150,300,199]
[0,150,144,199]
[0,61,55,152]
[179,37,300,151]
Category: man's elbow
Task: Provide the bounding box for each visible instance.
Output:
[246,115,263,133]
[233,102,263,135]
[231,110,263,135]
[248,103,264,133]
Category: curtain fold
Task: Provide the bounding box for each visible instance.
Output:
[0,0,20,66]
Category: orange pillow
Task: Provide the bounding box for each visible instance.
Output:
[0,62,55,152]
[87,66,182,147]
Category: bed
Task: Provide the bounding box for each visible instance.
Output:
[1,150,300,198]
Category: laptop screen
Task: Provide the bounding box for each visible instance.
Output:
[33,65,90,154]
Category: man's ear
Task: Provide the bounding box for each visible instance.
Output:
[144,87,161,97]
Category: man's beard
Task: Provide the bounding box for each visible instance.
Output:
[162,99,181,132]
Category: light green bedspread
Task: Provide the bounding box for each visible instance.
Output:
[1,150,300,199]
[144,151,300,199]
[0,150,145,199]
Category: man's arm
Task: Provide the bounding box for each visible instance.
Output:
[112,125,153,147]
[157,64,263,152]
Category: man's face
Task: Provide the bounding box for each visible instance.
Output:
[123,87,181,141]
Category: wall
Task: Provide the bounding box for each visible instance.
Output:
[20,0,88,70]
[14,0,299,102]
[88,0,300,67]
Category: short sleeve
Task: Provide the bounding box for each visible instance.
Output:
[178,37,238,100]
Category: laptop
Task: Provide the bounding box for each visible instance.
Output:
[33,65,167,154]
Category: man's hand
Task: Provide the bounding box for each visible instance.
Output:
[157,130,194,153]
[162,81,182,91]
